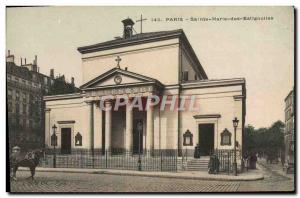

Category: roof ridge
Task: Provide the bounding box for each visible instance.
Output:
[77,29,184,53]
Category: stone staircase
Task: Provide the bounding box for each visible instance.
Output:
[186,157,210,171]
[176,157,187,171]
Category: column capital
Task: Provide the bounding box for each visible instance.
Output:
[95,100,101,108]
[85,100,95,105]
[104,100,113,106]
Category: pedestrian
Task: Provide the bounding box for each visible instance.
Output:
[281,151,285,167]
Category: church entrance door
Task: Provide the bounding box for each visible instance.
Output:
[198,124,214,156]
[61,128,71,154]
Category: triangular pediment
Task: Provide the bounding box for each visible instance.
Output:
[80,67,163,89]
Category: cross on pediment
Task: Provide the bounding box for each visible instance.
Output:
[115,56,121,68]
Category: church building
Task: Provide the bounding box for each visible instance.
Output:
[44,18,246,160]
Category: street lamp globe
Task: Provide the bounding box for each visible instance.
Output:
[232,117,239,128]
[52,124,57,134]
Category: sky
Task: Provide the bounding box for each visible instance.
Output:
[6,6,294,128]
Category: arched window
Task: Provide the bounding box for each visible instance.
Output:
[75,132,82,146]
[221,128,231,146]
[183,129,193,146]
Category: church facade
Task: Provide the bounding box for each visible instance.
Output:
[44,18,246,158]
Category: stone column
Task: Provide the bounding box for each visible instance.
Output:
[125,99,133,152]
[146,105,154,151]
[93,101,102,150]
[105,100,112,151]
[89,101,94,153]
[44,108,51,148]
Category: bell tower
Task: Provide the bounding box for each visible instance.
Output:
[122,18,135,39]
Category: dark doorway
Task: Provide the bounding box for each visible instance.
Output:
[133,119,143,154]
[198,124,214,156]
[61,128,71,154]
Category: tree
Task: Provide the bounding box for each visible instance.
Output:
[266,120,285,158]
[243,125,256,154]
[243,120,285,159]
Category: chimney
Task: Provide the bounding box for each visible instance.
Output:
[71,77,74,85]
[24,58,27,65]
[6,50,14,63]
[50,69,54,78]
[34,55,37,65]
[122,18,135,39]
[61,75,65,82]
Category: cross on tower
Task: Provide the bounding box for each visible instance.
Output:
[115,56,122,68]
[136,14,147,34]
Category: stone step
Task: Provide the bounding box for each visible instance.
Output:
[187,162,208,165]
[187,162,209,165]
[185,158,210,171]
[187,163,209,166]
[187,160,209,163]
[187,164,208,166]
[186,168,208,171]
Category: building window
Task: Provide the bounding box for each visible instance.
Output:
[15,104,20,115]
[221,128,232,146]
[22,93,26,103]
[23,104,27,114]
[44,77,48,84]
[7,89,12,99]
[75,132,83,146]
[30,94,34,101]
[183,129,193,146]
[28,105,32,115]
[8,102,12,112]
[16,91,20,101]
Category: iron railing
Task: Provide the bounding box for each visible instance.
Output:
[213,149,241,173]
[39,149,178,172]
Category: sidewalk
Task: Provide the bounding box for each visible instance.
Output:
[257,158,294,180]
[18,166,264,181]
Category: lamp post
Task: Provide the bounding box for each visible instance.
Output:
[232,117,239,176]
[51,124,57,168]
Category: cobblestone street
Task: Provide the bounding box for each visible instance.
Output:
[10,164,294,193]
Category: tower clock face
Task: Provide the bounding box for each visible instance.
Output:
[114,75,122,84]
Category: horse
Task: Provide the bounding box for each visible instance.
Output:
[10,149,45,181]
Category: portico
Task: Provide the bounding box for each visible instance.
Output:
[80,67,163,154]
